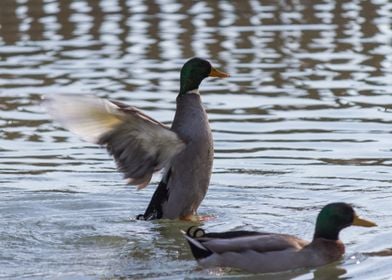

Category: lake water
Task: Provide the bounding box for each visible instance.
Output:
[1,0,392,279]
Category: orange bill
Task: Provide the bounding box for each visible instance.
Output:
[209,67,229,78]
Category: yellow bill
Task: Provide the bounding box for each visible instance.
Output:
[353,215,377,227]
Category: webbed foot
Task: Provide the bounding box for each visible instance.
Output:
[180,214,215,222]
[136,214,146,220]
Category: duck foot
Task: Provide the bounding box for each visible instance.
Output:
[181,214,215,222]
[136,214,146,220]
[136,212,160,220]
[198,215,215,222]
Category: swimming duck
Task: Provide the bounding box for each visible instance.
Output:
[45,57,229,220]
[184,203,376,273]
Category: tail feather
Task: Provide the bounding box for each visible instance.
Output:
[140,169,171,220]
[183,227,213,260]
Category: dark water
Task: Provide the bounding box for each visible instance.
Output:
[1,0,392,279]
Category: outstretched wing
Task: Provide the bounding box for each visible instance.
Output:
[44,94,185,189]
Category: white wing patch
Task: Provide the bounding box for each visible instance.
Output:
[44,94,123,143]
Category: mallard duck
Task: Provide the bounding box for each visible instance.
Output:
[184,203,376,273]
[45,57,229,220]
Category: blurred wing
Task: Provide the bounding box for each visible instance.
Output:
[44,94,185,189]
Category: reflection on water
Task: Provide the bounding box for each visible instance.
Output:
[0,0,391,279]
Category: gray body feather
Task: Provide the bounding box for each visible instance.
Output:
[161,93,213,219]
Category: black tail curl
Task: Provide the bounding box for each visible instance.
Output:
[184,226,212,260]
[186,226,206,238]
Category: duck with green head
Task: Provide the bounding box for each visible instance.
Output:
[45,57,229,220]
[184,203,376,273]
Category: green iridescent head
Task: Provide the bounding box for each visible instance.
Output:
[313,203,376,240]
[179,57,229,95]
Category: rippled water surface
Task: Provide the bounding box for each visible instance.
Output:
[1,0,392,279]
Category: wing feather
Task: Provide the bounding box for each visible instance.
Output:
[201,234,307,254]
[44,94,185,188]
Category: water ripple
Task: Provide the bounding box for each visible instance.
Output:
[0,0,391,279]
